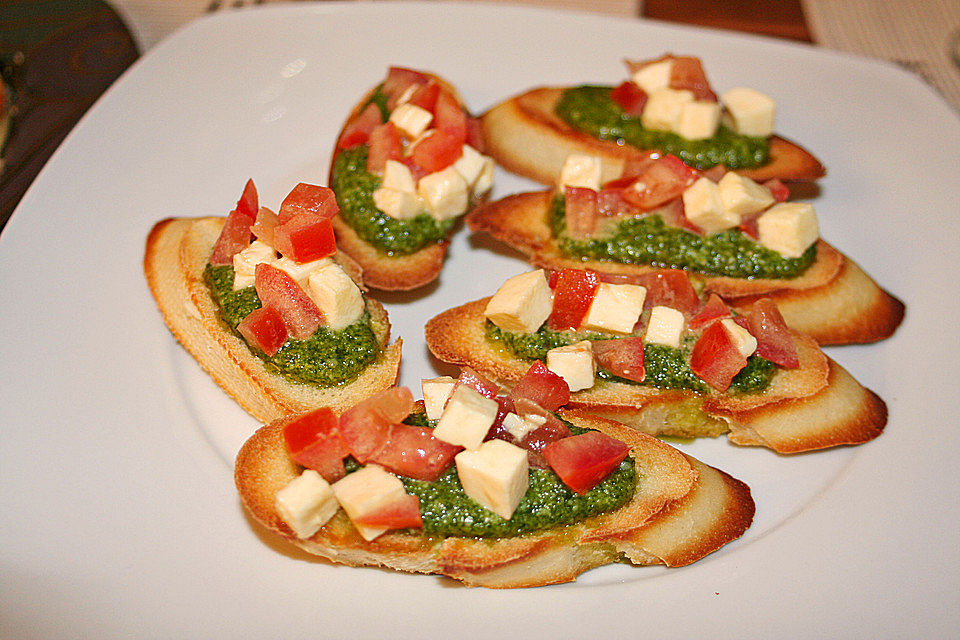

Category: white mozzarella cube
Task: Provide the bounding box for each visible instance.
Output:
[473,155,496,196]
[756,202,819,258]
[275,256,334,283]
[721,87,776,137]
[676,100,721,140]
[433,385,500,450]
[306,261,365,330]
[641,88,694,132]
[718,172,774,218]
[455,439,529,520]
[683,177,740,234]
[546,341,596,392]
[332,464,409,541]
[581,283,647,334]
[275,470,339,539]
[631,58,673,94]
[558,154,602,191]
[421,376,457,421]
[381,159,417,192]
[644,305,685,348]
[721,318,758,358]
[388,102,433,139]
[418,166,469,221]
[501,411,546,442]
[453,145,495,195]
[373,186,423,220]
[484,269,553,334]
[232,240,276,290]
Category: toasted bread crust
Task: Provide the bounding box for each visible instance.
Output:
[424,298,886,453]
[235,411,754,587]
[144,216,402,423]
[481,87,825,186]
[466,190,905,345]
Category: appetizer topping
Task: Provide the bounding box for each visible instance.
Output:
[644,305,685,348]
[546,341,596,392]
[542,431,630,495]
[421,375,458,420]
[721,87,776,137]
[433,384,500,450]
[275,469,339,539]
[332,464,421,541]
[455,439,529,520]
[756,202,820,258]
[484,269,553,334]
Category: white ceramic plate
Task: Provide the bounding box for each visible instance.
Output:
[1,2,958,637]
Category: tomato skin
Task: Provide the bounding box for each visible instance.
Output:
[278,183,338,224]
[337,102,383,150]
[690,321,748,391]
[549,268,600,331]
[237,305,288,357]
[747,298,799,368]
[367,423,461,482]
[339,387,415,463]
[509,361,570,412]
[351,492,422,530]
[610,80,648,116]
[366,121,403,174]
[543,431,630,495]
[254,263,324,340]
[591,337,646,383]
[564,186,598,239]
[689,293,732,330]
[283,408,350,482]
[512,398,572,469]
[382,66,431,109]
[410,128,463,173]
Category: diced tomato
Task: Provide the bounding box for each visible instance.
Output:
[621,155,698,210]
[209,209,255,265]
[509,360,570,412]
[235,179,259,220]
[366,121,403,174]
[282,408,350,482]
[465,117,485,153]
[591,337,646,383]
[433,88,468,144]
[407,79,440,112]
[237,305,288,357]
[382,66,431,109]
[410,128,463,173]
[337,102,383,150]
[549,268,600,331]
[278,183,339,224]
[251,207,279,246]
[456,367,499,399]
[689,293,732,329]
[367,423,461,481]
[513,397,572,469]
[669,56,717,102]
[338,387,415,463]
[747,298,799,368]
[690,321,748,391]
[763,179,790,203]
[543,430,630,495]
[631,269,701,314]
[738,216,760,240]
[273,215,336,264]
[254,263,324,340]
[400,156,430,183]
[596,186,640,218]
[564,186,598,239]
[484,395,517,443]
[351,491,423,530]
[617,154,659,182]
[610,80,648,116]
[700,165,727,182]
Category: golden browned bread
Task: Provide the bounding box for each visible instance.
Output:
[144,216,402,423]
[235,410,754,588]
[424,298,886,454]
[466,190,904,345]
[481,87,825,186]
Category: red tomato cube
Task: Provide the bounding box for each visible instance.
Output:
[564,186,598,239]
[747,299,799,368]
[690,321,748,391]
[689,293,732,329]
[433,88,468,144]
[509,360,570,412]
[622,155,698,210]
[283,408,350,482]
[209,208,254,265]
[610,80,648,116]
[253,263,324,340]
[337,102,382,150]
[339,387,415,463]
[237,305,288,357]
[368,423,461,481]
[543,430,630,494]
[366,121,403,174]
[407,79,440,113]
[273,214,337,264]
[548,268,600,331]
[591,337,646,383]
[669,56,717,101]
[631,269,701,314]
[410,128,463,173]
[278,183,338,224]
[456,366,499,399]
[350,491,422,530]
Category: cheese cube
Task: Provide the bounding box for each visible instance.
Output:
[433,385,500,450]
[373,186,423,220]
[332,465,410,541]
[455,439,529,520]
[631,58,673,94]
[501,411,546,442]
[389,102,433,138]
[581,283,647,334]
[676,100,721,140]
[275,256,334,283]
[683,177,739,234]
[232,240,276,290]
[454,144,495,195]
[306,261,365,330]
[641,88,694,132]
[558,154,602,191]
[275,470,339,539]
[721,318,758,358]
[718,172,774,218]
[484,269,553,334]
[421,376,457,421]
[756,202,819,258]
[546,341,595,392]
[382,159,417,192]
[644,305,685,348]
[418,166,469,221]
[721,87,776,137]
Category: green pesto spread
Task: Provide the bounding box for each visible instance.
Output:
[551,195,816,279]
[486,321,775,395]
[203,264,380,387]
[555,85,769,170]
[330,145,455,256]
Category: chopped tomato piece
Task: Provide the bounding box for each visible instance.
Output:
[351,492,422,530]
[254,263,324,340]
[235,179,259,220]
[400,156,430,183]
[690,321,748,391]
[621,155,698,210]
[669,56,717,101]
[456,367,499,399]
[273,214,337,264]
[596,186,640,218]
[549,268,600,331]
[237,305,288,357]
[689,293,732,329]
[484,395,517,443]
[410,128,463,173]
[337,102,383,150]
[543,430,630,494]
[591,337,646,383]
[700,165,727,182]
[513,397,572,469]
[763,179,790,202]
[368,423,461,481]
[339,387,415,463]
[407,79,440,112]
[610,80,648,116]
[564,186,598,239]
[278,183,339,224]
[209,209,254,265]
[250,207,279,246]
[382,66,431,109]
[747,299,799,368]
[366,121,403,174]
[433,88,468,144]
[738,216,760,240]
[509,360,570,412]
[282,408,350,482]
[465,117,485,152]
[631,269,701,314]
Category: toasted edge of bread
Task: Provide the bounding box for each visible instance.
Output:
[424,297,886,453]
[234,410,754,588]
[480,87,826,186]
[143,216,402,424]
[466,190,905,345]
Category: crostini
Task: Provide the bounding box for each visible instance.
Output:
[328,67,495,290]
[235,364,754,588]
[466,155,903,345]
[144,180,401,423]
[425,268,887,453]
[481,55,824,187]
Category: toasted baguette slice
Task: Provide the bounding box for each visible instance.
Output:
[481,87,825,186]
[425,298,886,454]
[144,216,402,423]
[466,191,904,345]
[235,410,754,588]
